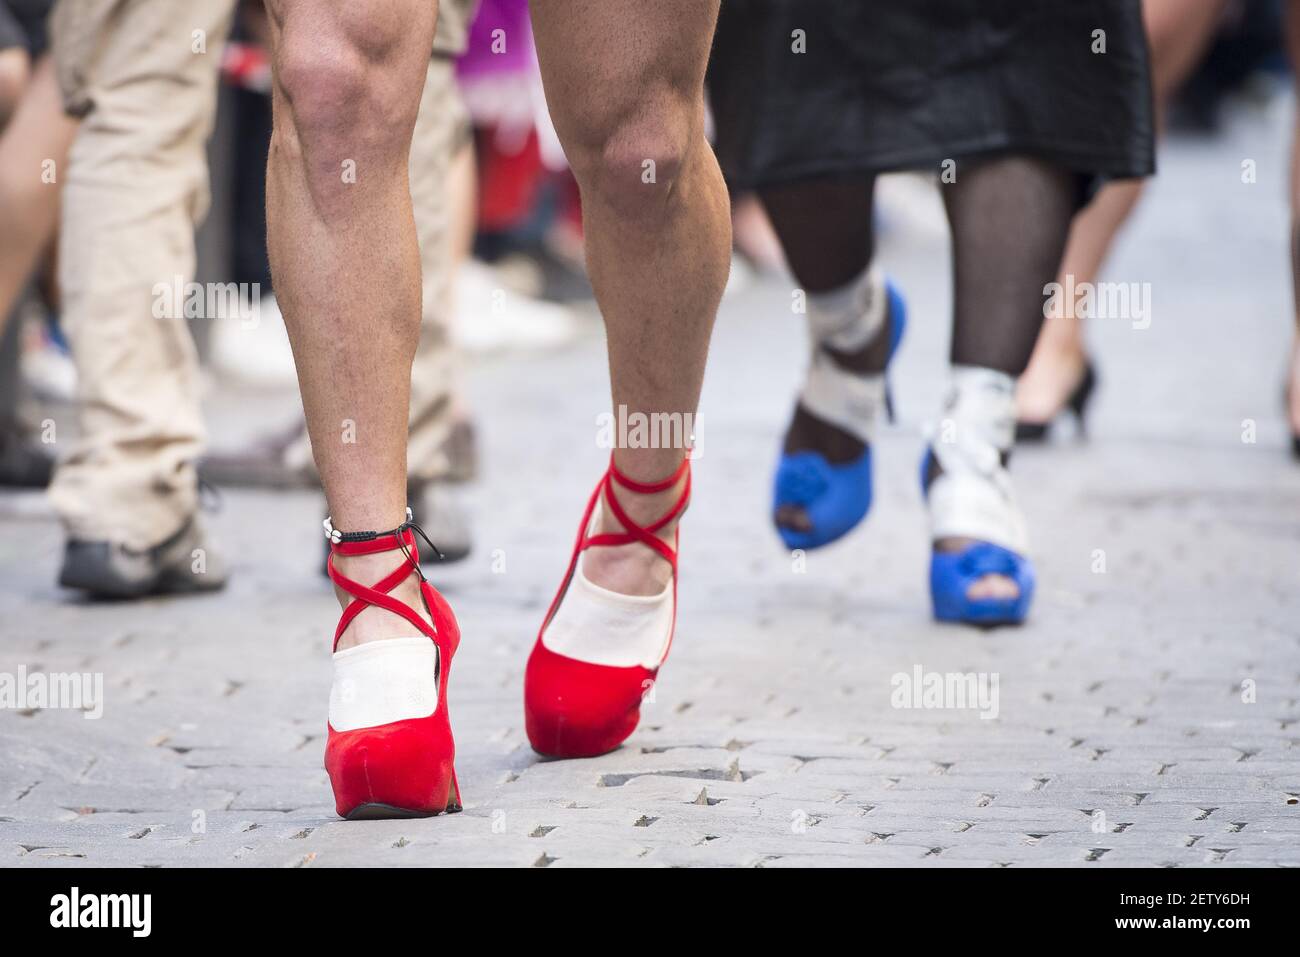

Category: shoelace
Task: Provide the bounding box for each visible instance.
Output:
[395,519,444,580]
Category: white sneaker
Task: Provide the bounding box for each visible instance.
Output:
[453,259,578,355]
[210,292,298,388]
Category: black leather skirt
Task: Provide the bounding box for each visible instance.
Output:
[707,0,1156,190]
[0,0,52,56]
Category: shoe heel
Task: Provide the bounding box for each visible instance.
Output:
[1067,362,1096,437]
[883,281,906,426]
[447,768,463,813]
[328,723,458,819]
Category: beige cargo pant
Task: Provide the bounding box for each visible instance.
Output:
[47,0,474,550]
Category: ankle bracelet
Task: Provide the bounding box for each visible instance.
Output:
[324,507,445,581]
[322,508,416,545]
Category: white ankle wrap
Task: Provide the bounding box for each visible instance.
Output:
[798,264,889,444]
[805,263,887,352]
[799,351,887,445]
[329,637,439,732]
[541,501,674,669]
[926,366,1028,554]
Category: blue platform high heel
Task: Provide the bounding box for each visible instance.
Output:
[773,277,907,551]
[920,367,1035,626]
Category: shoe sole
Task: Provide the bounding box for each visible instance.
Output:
[934,612,1026,630]
[344,801,463,821]
[58,564,228,599]
[529,742,621,760]
[337,766,463,821]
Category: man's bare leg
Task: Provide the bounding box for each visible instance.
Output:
[529,0,731,597]
[265,0,437,645]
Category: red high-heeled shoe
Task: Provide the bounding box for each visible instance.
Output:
[525,455,691,758]
[323,512,462,819]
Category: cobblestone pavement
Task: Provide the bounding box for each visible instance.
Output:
[3,105,1299,868]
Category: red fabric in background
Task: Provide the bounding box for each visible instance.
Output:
[475,127,544,232]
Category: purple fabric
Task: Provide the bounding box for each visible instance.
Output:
[458,0,534,78]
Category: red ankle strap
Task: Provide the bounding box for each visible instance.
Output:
[581,455,691,567]
[331,529,414,558]
[608,455,690,495]
[326,526,436,651]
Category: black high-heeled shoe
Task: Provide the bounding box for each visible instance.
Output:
[1015,360,1097,443]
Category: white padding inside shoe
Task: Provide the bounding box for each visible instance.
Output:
[542,562,674,670]
[329,636,438,732]
[928,366,1028,554]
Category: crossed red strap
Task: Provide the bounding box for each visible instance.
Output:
[581,455,691,568]
[327,528,436,651]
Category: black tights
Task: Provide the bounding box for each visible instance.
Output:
[759,155,1078,377]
